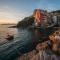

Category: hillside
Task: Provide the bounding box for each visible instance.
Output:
[17,16,34,28]
[17,10,60,28]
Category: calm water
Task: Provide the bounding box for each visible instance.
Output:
[0,25,56,60]
[0,25,17,44]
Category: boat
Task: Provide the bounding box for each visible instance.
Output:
[5,34,14,40]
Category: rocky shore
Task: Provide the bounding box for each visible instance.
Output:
[14,10,60,60]
[16,42,60,60]
[15,29,60,60]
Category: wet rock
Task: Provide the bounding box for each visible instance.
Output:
[49,30,60,53]
[36,41,48,51]
[16,40,60,60]
[17,50,37,60]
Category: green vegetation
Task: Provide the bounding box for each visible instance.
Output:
[17,16,34,28]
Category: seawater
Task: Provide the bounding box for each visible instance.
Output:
[0,25,56,60]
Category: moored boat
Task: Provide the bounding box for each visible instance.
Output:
[5,33,14,40]
[6,35,14,40]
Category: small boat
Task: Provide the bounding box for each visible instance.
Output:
[5,34,14,40]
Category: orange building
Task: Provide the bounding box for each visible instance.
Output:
[34,9,47,27]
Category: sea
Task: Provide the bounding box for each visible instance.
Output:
[0,24,56,60]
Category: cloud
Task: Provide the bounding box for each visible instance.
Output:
[0,6,30,23]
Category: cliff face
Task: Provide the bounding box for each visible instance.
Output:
[17,10,60,28]
[17,16,34,28]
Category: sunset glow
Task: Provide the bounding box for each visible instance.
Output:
[0,0,60,24]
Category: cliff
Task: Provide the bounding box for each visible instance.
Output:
[17,16,34,28]
[17,10,60,28]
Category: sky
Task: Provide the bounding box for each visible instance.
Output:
[0,0,60,24]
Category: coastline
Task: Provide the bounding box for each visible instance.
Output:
[15,29,60,60]
[8,25,17,28]
[16,41,60,60]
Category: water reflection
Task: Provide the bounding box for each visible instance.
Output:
[0,26,57,60]
[17,28,53,53]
